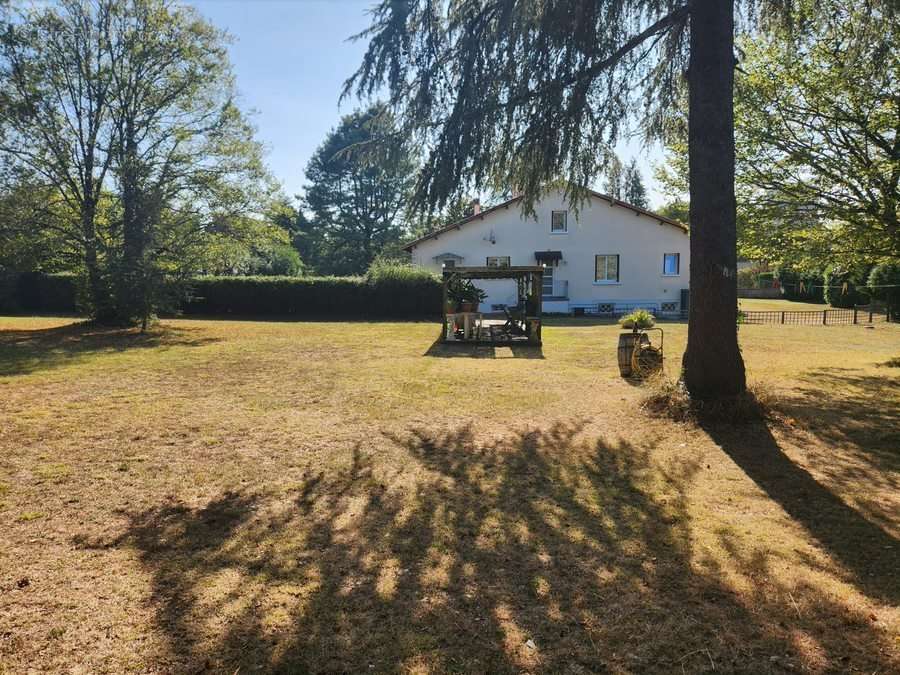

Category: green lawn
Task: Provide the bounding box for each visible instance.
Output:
[1,316,898,673]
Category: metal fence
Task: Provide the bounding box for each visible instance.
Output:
[566,302,892,325]
[739,306,890,325]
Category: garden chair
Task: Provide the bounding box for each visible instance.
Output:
[502,305,528,337]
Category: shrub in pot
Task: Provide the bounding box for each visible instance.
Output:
[618,309,656,331]
[447,277,487,312]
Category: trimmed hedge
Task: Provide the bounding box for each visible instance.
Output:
[183,274,442,318]
[0,272,78,313]
[1,272,443,318]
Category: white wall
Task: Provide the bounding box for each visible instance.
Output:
[410,190,690,311]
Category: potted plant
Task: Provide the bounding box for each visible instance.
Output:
[448,277,486,312]
[619,308,656,331]
[463,283,487,312]
[617,309,660,377]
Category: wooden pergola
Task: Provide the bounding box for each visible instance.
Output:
[441,266,543,345]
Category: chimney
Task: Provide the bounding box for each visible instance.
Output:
[472,198,481,215]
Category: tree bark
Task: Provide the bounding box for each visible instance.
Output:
[682,0,746,399]
[78,193,109,322]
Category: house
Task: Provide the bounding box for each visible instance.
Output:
[404,188,690,315]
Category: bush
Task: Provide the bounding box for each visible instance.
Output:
[867,263,900,317]
[246,243,304,277]
[737,267,758,289]
[184,272,442,318]
[364,257,435,284]
[364,260,441,316]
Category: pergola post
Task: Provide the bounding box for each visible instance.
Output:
[441,268,450,342]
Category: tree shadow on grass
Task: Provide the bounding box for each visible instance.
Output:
[770,368,900,501]
[79,423,896,672]
[702,419,900,607]
[0,322,221,377]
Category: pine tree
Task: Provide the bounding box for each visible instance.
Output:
[303,104,416,275]
[603,156,624,200]
[346,0,822,398]
[623,159,649,208]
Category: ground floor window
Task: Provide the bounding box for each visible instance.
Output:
[542,266,553,296]
[595,254,619,282]
[663,253,680,276]
[486,256,511,267]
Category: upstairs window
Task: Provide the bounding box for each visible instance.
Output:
[663,253,680,276]
[551,210,568,233]
[486,256,510,267]
[595,254,619,283]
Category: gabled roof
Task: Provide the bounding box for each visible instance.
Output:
[402,189,688,251]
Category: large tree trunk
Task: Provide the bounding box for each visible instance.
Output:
[81,197,113,322]
[682,0,746,399]
[117,124,146,323]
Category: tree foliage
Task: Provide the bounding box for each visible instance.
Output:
[603,155,624,200]
[734,2,900,270]
[303,104,416,275]
[657,198,689,227]
[867,263,900,315]
[344,1,714,214]
[0,0,275,324]
[623,158,649,208]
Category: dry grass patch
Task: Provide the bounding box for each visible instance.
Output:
[0,316,898,673]
[640,375,776,425]
[738,298,830,312]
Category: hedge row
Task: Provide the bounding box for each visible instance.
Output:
[0,272,78,313]
[0,272,442,318]
[184,275,442,318]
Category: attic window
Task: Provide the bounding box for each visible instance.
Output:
[551,211,568,233]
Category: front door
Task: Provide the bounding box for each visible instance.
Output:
[542,266,554,297]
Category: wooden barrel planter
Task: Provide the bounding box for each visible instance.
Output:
[617,331,649,377]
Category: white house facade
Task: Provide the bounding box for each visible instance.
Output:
[405,189,690,315]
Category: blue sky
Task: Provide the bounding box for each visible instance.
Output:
[191,0,668,207]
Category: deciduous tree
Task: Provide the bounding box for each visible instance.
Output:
[0,0,274,324]
[734,2,899,270]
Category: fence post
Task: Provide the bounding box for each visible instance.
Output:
[853,308,858,324]
[823,309,827,325]
[781,311,785,324]
[869,309,874,323]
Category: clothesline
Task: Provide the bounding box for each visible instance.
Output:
[775,282,900,290]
